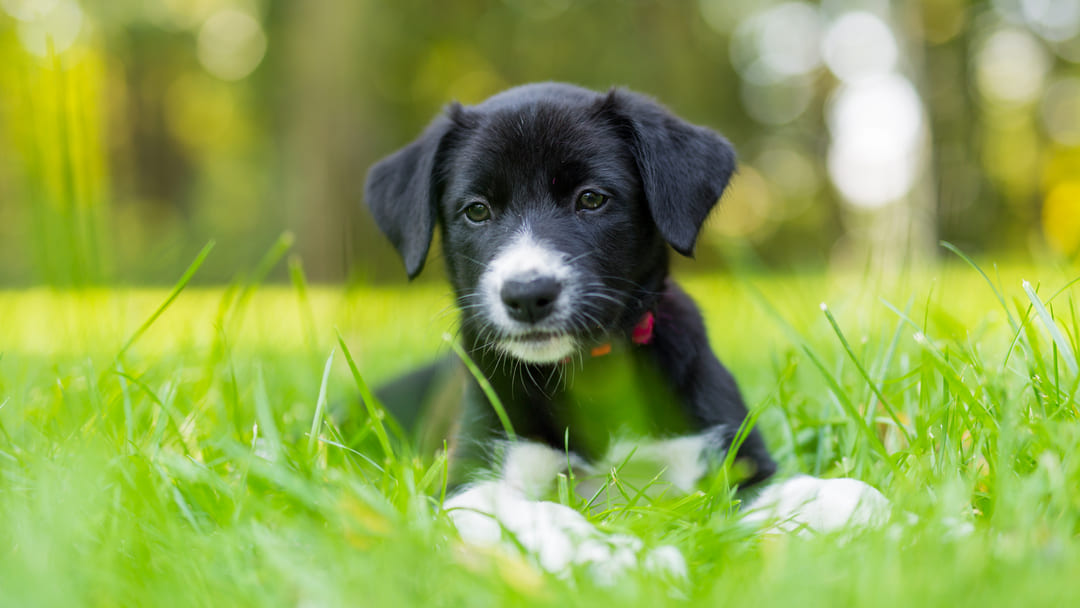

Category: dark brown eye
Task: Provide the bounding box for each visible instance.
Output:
[576,190,608,211]
[463,202,491,223]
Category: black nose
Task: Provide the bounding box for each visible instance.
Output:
[500,276,562,323]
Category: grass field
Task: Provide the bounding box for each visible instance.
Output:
[2,257,1079,607]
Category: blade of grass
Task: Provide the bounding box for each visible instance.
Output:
[740,281,896,471]
[417,449,449,495]
[879,299,998,429]
[720,400,771,486]
[160,471,205,533]
[0,398,14,452]
[252,365,282,461]
[821,302,913,443]
[443,333,516,441]
[316,436,384,473]
[439,440,451,507]
[307,349,336,459]
[116,240,214,359]
[1023,280,1079,375]
[582,445,646,512]
[116,372,189,454]
[941,241,1018,331]
[225,232,295,331]
[336,329,396,461]
[116,361,134,451]
[288,254,319,354]
[867,302,909,431]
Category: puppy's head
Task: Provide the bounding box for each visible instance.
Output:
[365,83,735,364]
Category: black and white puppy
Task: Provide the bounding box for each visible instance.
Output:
[365,83,887,578]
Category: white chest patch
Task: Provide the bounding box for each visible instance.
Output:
[500,441,581,499]
[497,434,713,502]
[445,439,893,584]
[600,434,711,493]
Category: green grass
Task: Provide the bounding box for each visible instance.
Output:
[2,260,1079,606]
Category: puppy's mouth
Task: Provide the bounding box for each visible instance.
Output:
[497,331,577,364]
[512,330,564,343]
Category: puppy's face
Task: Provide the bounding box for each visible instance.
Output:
[437,102,664,363]
[366,84,736,364]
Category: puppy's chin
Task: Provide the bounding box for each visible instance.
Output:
[497,334,576,364]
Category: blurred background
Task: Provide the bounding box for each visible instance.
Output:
[1,0,1079,287]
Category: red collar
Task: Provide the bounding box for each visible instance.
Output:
[587,311,655,358]
[631,310,656,345]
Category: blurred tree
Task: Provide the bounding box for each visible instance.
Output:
[1,0,1077,287]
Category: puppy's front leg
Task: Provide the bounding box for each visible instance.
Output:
[443,442,686,582]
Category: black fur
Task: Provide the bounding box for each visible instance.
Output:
[365,82,775,488]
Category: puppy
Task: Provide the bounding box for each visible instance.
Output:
[364,83,887,579]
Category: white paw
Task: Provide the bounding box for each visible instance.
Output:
[445,481,686,582]
[743,475,890,534]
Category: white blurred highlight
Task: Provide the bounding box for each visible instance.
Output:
[14,0,82,57]
[1,0,58,21]
[822,12,898,83]
[197,9,268,82]
[730,2,822,85]
[976,28,1050,105]
[822,12,926,210]
[1020,0,1080,43]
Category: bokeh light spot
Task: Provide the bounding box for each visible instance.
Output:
[918,0,968,45]
[1,0,57,21]
[1041,77,1080,145]
[822,12,898,83]
[160,0,221,30]
[730,2,822,85]
[196,9,268,82]
[827,74,925,208]
[1020,0,1080,43]
[976,28,1049,105]
[15,0,82,57]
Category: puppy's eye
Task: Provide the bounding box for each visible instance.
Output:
[576,190,608,211]
[463,202,492,223]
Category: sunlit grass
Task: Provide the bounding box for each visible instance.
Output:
[1,257,1079,606]
[0,27,110,286]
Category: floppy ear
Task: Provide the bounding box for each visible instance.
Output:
[602,89,736,257]
[364,110,461,279]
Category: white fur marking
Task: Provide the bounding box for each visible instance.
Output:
[445,479,686,582]
[602,434,710,493]
[743,474,891,534]
[500,335,577,364]
[480,230,578,363]
[501,442,574,499]
[445,441,686,582]
[446,439,892,585]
